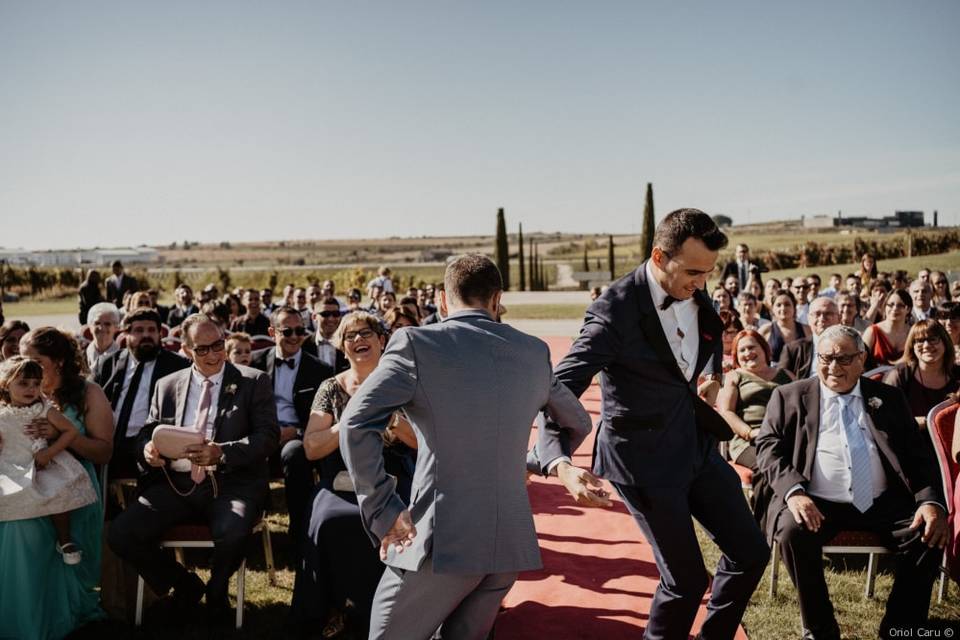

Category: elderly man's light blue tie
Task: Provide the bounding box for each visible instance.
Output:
[838,395,873,512]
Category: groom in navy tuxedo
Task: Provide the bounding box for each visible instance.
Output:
[535,209,770,639]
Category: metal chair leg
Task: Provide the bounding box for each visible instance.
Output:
[769,540,779,597]
[135,575,145,626]
[236,559,246,629]
[865,553,877,599]
[262,521,276,586]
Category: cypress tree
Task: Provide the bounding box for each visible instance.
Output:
[494,208,510,290]
[528,238,536,291]
[582,244,589,272]
[518,223,526,291]
[608,235,615,281]
[640,182,655,261]
[539,256,547,290]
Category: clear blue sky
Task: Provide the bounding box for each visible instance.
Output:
[2,1,958,250]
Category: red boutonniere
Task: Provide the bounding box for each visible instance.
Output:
[701,332,713,342]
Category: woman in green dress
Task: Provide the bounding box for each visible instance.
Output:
[0,327,113,640]
[717,329,794,470]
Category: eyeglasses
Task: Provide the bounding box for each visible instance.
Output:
[193,340,225,356]
[343,329,376,342]
[914,336,942,346]
[934,280,948,286]
[279,326,307,338]
[318,311,341,318]
[817,352,861,366]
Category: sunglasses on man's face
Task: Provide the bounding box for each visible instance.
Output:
[318,311,341,319]
[279,326,307,338]
[193,340,226,356]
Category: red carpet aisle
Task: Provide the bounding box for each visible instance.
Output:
[494,337,748,640]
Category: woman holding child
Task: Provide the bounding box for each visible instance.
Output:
[0,327,113,639]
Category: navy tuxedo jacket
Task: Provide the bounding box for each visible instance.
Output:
[546,261,725,487]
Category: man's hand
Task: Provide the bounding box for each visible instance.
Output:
[143,441,166,468]
[786,493,825,532]
[380,510,417,561]
[25,417,56,440]
[183,440,223,467]
[910,503,949,549]
[556,462,612,507]
[279,426,299,444]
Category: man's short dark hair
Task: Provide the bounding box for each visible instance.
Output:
[652,208,728,256]
[444,254,503,305]
[272,305,302,327]
[736,243,749,252]
[122,308,162,331]
[112,260,123,269]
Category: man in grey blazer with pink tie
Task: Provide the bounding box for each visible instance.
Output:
[339,254,606,640]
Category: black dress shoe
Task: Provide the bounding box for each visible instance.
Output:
[172,572,206,608]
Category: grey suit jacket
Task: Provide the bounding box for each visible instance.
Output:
[136,362,280,502]
[339,310,592,575]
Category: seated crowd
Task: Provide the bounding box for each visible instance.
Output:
[0,252,959,639]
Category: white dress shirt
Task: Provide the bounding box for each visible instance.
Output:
[274,349,302,426]
[314,337,337,369]
[86,340,120,370]
[645,261,701,381]
[113,354,157,438]
[806,381,887,504]
[183,365,225,440]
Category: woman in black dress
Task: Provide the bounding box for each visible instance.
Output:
[290,311,416,638]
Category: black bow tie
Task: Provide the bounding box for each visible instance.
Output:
[282,358,296,369]
[660,295,678,311]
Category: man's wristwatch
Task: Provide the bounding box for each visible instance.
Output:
[701,373,722,383]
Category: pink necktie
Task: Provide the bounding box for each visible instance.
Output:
[191,378,214,484]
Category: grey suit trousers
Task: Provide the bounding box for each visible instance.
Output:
[369,555,517,640]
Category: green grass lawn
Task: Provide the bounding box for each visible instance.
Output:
[4,297,78,317]
[504,304,589,320]
[694,522,960,639]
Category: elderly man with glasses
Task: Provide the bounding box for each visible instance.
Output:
[756,324,948,640]
[250,305,335,556]
[108,313,279,624]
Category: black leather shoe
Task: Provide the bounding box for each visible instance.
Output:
[172,572,206,608]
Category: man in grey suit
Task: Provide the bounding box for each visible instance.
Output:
[339,254,605,640]
[108,313,279,622]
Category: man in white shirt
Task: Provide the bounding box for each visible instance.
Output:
[756,324,948,640]
[93,308,189,486]
[909,280,934,323]
[303,297,348,372]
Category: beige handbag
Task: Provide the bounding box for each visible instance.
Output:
[151,425,204,459]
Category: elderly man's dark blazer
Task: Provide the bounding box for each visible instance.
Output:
[539,261,727,487]
[755,376,943,543]
[249,347,334,428]
[135,362,280,502]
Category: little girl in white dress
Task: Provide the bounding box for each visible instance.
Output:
[0,357,97,564]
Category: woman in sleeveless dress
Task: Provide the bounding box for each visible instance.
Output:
[864,289,912,366]
[0,328,114,640]
[290,313,416,639]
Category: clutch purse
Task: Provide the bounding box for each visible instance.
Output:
[151,426,204,459]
